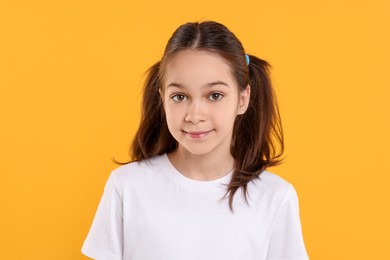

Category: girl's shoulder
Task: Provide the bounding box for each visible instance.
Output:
[257,170,291,188]
[109,154,166,181]
[248,170,297,201]
[102,154,170,197]
[254,171,291,189]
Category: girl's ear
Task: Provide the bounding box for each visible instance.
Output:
[237,85,250,115]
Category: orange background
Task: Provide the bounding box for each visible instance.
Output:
[1,0,389,259]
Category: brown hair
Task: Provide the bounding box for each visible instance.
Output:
[115,21,284,211]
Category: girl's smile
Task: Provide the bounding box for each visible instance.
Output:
[184,130,214,139]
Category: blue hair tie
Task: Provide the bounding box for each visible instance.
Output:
[245,54,250,65]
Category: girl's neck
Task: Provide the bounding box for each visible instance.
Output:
[167,147,235,181]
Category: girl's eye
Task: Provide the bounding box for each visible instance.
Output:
[208,93,224,101]
[171,94,187,102]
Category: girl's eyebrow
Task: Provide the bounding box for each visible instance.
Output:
[166,81,230,88]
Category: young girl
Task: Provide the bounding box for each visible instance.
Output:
[81,21,309,260]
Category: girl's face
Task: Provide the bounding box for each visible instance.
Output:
[160,50,250,158]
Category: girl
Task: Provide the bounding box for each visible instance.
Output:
[81,21,309,260]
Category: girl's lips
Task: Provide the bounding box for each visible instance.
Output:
[184,130,213,139]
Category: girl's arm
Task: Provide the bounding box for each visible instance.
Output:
[81,172,123,260]
[265,185,309,260]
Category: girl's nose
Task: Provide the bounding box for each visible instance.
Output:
[184,100,206,124]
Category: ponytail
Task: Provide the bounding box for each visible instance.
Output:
[227,55,284,211]
[129,62,177,162]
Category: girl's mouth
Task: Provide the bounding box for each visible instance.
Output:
[184,130,213,139]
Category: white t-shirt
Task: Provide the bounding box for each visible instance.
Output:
[81,154,309,260]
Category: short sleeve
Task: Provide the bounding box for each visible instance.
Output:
[266,184,309,260]
[81,171,123,260]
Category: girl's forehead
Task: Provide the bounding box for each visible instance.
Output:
[164,50,235,85]
[167,49,226,66]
